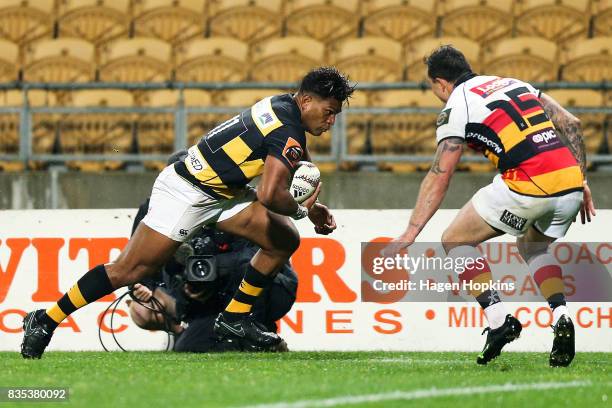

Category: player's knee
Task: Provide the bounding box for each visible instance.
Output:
[279,221,300,254]
[516,237,548,263]
[441,229,460,253]
[106,262,158,288]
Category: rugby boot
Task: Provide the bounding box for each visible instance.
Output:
[213,313,282,351]
[477,314,522,365]
[549,315,575,367]
[21,310,54,359]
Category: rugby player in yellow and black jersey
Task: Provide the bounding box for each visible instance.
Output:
[387,46,596,367]
[21,67,355,358]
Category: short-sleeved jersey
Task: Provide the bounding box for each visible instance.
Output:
[175,94,306,199]
[436,75,583,197]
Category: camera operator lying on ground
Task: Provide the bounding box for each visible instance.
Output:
[128,197,297,352]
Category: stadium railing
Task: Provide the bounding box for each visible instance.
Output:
[0,81,610,167]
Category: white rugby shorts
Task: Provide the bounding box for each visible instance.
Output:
[141,165,256,242]
[472,174,583,238]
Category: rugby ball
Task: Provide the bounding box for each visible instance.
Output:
[290,161,320,203]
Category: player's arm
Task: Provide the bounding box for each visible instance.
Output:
[298,144,336,234]
[539,92,595,223]
[257,155,319,217]
[539,93,587,179]
[396,137,464,243]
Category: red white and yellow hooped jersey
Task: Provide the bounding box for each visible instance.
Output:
[436,75,583,197]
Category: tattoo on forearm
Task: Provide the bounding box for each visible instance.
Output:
[430,138,463,175]
[542,99,587,176]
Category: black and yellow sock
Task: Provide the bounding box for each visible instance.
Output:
[39,264,115,330]
[222,264,272,322]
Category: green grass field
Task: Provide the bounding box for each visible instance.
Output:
[1,351,610,407]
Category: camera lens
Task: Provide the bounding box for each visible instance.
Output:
[193,260,208,279]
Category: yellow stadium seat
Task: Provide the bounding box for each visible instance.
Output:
[515,0,589,44]
[0,39,19,82]
[0,91,58,164]
[593,0,612,36]
[545,90,605,108]
[545,89,607,154]
[332,37,403,82]
[368,90,441,156]
[133,0,205,45]
[362,0,436,43]
[483,37,558,82]
[57,0,129,47]
[214,89,286,107]
[99,37,172,82]
[405,36,480,81]
[208,0,282,43]
[343,90,371,155]
[439,0,513,45]
[182,89,228,147]
[285,0,359,44]
[250,37,324,82]
[0,0,53,45]
[23,38,95,83]
[175,38,248,82]
[562,38,612,82]
[62,90,135,171]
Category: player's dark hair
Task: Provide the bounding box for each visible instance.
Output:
[298,67,355,103]
[425,45,474,83]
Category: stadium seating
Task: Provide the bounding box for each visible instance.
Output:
[345,90,371,156]
[0,0,609,172]
[592,0,612,37]
[250,37,325,82]
[22,38,96,83]
[99,37,172,82]
[0,39,19,82]
[208,0,282,43]
[405,36,480,81]
[0,0,53,45]
[61,90,135,171]
[332,37,403,82]
[439,0,513,45]
[514,0,589,45]
[0,91,57,171]
[562,37,612,82]
[133,0,205,45]
[483,37,558,82]
[362,0,436,44]
[284,0,359,44]
[57,0,129,47]
[175,37,248,82]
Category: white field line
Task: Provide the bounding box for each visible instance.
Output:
[237,380,592,408]
[365,358,467,365]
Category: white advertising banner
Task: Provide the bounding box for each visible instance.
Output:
[0,209,610,352]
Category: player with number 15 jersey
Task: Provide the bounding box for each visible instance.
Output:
[437,75,583,198]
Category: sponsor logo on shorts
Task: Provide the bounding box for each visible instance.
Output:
[499,210,527,231]
[436,108,452,127]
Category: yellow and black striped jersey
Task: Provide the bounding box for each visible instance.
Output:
[175,94,306,199]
